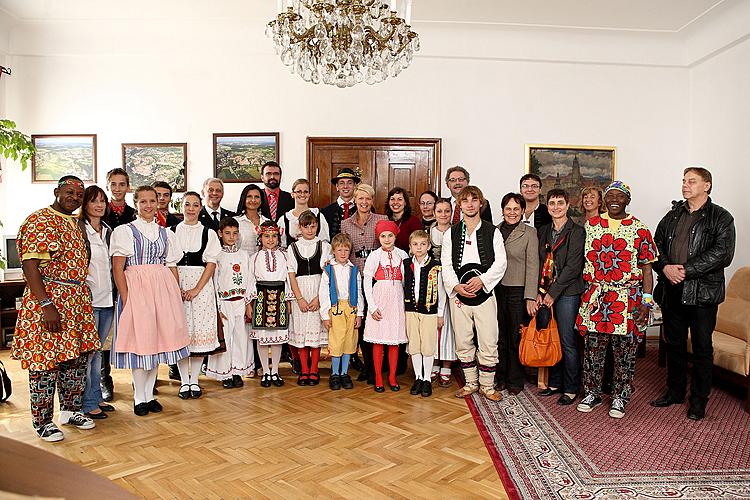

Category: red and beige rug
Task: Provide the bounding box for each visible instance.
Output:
[466,351,750,499]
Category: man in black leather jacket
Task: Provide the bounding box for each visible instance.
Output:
[650,167,735,420]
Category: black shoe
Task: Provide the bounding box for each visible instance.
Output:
[168,364,181,381]
[222,379,234,389]
[421,381,433,397]
[329,374,342,391]
[538,387,563,397]
[650,391,684,408]
[356,371,368,382]
[557,394,576,406]
[148,399,163,413]
[688,401,706,420]
[271,373,284,387]
[260,374,272,388]
[232,375,244,388]
[309,373,320,386]
[98,403,115,412]
[341,374,354,390]
[374,385,385,393]
[189,384,202,399]
[134,402,150,416]
[389,382,400,392]
[179,384,193,398]
[85,410,108,420]
[297,373,310,386]
[410,380,423,395]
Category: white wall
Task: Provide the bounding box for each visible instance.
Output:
[688,37,749,277]
[0,15,690,242]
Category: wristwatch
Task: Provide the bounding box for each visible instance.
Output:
[38,298,53,308]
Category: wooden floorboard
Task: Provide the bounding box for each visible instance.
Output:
[0,351,508,499]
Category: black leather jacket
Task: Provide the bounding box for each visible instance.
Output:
[653,197,735,306]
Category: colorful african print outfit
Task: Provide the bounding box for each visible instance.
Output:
[12,207,99,372]
[576,214,658,338]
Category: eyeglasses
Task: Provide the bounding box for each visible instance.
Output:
[448,177,466,183]
[521,184,540,190]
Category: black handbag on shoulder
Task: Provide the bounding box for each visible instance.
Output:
[0,360,11,402]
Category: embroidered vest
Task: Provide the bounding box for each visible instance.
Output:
[450,221,496,272]
[403,256,442,314]
[290,240,323,277]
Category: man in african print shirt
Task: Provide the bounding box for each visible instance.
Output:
[575,181,657,419]
[11,176,100,442]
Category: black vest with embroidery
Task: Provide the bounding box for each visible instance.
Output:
[290,240,323,277]
[403,256,442,315]
[450,221,496,272]
[172,225,209,267]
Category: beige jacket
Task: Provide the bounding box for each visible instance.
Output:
[499,223,539,300]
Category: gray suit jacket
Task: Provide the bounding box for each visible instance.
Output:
[499,223,539,300]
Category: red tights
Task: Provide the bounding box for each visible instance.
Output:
[298,347,321,375]
[372,344,399,387]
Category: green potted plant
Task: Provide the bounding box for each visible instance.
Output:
[0,119,34,169]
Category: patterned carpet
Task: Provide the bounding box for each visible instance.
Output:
[466,350,750,499]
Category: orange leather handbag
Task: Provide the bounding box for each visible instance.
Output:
[519,309,562,368]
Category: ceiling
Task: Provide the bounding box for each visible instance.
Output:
[0,0,726,32]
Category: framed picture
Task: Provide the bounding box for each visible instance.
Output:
[526,144,616,220]
[122,143,187,192]
[31,134,97,183]
[213,132,279,183]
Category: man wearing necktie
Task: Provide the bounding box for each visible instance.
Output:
[321,167,361,238]
[198,177,236,231]
[443,165,494,225]
[258,161,294,223]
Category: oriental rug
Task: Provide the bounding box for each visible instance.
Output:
[466,350,750,499]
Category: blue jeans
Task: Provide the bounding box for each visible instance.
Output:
[82,307,114,413]
[541,294,581,394]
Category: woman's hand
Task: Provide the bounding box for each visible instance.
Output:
[371,309,383,321]
[526,299,537,317]
[183,286,202,301]
[297,298,309,312]
[307,297,320,312]
[322,319,331,330]
[437,317,445,329]
[542,293,555,307]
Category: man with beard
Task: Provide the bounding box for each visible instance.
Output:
[259,161,294,223]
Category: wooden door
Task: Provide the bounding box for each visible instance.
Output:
[307,137,441,213]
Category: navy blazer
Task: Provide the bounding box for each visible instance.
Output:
[199,206,236,231]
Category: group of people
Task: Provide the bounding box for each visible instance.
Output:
[10,160,735,443]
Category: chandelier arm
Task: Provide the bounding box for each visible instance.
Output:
[363,25,397,48]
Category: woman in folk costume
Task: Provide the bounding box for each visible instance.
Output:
[110,186,190,416]
[207,217,255,388]
[247,221,294,387]
[428,198,458,386]
[287,210,331,386]
[363,220,409,392]
[172,191,222,399]
[235,183,273,255]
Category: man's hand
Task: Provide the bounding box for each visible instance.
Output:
[438,317,444,329]
[354,316,362,328]
[322,319,331,330]
[453,284,476,298]
[42,304,61,333]
[634,303,650,327]
[664,264,686,285]
[465,276,485,294]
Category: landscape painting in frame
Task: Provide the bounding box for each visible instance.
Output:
[526,144,616,221]
[31,134,97,183]
[213,132,279,183]
[122,143,187,192]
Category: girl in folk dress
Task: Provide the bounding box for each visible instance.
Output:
[172,192,222,399]
[280,178,331,248]
[235,184,273,255]
[247,221,293,388]
[363,220,409,393]
[110,186,190,416]
[288,211,331,386]
[429,198,458,386]
[207,217,255,388]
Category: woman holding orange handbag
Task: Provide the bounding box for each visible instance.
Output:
[532,189,585,406]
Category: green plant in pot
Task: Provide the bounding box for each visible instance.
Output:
[0,119,34,169]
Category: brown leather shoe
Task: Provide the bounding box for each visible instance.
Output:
[455,384,478,398]
[480,387,503,402]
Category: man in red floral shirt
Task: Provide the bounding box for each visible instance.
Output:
[575,181,657,419]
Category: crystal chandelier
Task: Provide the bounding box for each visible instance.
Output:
[266,0,420,88]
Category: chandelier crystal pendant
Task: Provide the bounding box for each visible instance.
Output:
[266,0,420,88]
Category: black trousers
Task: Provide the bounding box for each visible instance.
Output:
[663,284,718,404]
[495,285,525,390]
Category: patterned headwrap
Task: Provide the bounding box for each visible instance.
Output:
[258,223,280,235]
[58,177,84,188]
[375,219,400,238]
[604,180,631,199]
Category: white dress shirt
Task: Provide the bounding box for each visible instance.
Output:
[318,260,364,320]
[441,221,507,298]
[363,246,409,313]
[411,254,446,316]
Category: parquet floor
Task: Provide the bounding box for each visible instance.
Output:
[0,351,508,499]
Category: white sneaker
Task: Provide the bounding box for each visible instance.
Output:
[609,398,626,419]
[59,411,96,430]
[37,422,64,442]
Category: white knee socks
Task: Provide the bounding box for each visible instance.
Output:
[412,354,436,380]
[132,367,158,404]
[271,345,282,375]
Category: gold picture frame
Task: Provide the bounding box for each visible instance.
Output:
[525,143,616,220]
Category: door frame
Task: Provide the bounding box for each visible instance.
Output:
[306,136,442,207]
